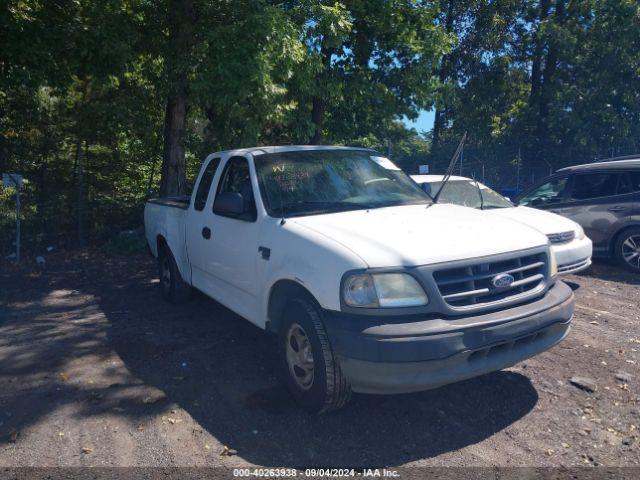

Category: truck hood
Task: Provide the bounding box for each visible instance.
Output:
[484,206,578,236]
[292,203,548,267]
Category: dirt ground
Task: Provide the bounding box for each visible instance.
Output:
[0,249,638,469]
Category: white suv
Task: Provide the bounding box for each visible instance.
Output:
[412,175,593,275]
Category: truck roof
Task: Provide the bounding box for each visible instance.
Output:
[207,145,379,159]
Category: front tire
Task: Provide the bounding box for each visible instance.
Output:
[157,245,192,303]
[614,228,640,273]
[278,297,351,413]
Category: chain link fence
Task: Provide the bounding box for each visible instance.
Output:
[0,186,147,264]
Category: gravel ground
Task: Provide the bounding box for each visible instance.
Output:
[0,249,638,468]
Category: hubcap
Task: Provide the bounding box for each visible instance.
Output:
[621,234,640,270]
[285,323,314,391]
[161,258,171,291]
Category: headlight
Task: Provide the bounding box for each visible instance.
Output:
[549,249,558,277]
[343,274,378,308]
[574,223,586,240]
[343,273,429,308]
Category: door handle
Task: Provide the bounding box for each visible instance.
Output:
[258,246,271,260]
[202,227,211,239]
[607,206,626,212]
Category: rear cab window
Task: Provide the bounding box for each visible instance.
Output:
[193,157,220,211]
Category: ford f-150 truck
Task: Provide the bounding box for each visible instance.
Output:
[144,146,574,413]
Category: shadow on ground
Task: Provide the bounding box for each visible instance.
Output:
[575,258,640,285]
[0,252,539,467]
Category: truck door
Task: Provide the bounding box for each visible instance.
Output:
[201,155,262,322]
[186,156,221,287]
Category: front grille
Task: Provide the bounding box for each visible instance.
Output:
[547,231,575,244]
[433,252,547,309]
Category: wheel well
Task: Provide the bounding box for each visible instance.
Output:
[267,280,317,333]
[610,224,640,255]
[156,235,168,256]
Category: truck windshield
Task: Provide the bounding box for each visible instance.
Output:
[255,150,430,217]
[425,180,513,209]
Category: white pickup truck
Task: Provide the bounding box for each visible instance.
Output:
[144,146,574,413]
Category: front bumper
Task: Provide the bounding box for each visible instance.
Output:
[323,281,574,394]
[552,236,593,275]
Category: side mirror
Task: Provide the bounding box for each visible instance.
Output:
[214,192,244,217]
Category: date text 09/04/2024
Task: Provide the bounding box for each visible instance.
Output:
[232,468,400,477]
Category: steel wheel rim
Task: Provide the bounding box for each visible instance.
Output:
[621,234,640,270]
[285,323,314,391]
[161,258,171,291]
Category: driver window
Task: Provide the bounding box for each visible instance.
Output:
[214,156,257,221]
[519,176,568,206]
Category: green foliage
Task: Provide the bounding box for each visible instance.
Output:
[1,0,639,255]
[430,0,640,187]
[284,0,450,143]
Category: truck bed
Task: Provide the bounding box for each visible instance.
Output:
[144,196,190,263]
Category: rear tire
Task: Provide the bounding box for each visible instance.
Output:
[157,245,192,303]
[614,228,640,273]
[277,296,351,413]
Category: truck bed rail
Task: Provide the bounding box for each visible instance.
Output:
[147,195,191,210]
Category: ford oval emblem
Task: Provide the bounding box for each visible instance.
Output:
[492,273,514,289]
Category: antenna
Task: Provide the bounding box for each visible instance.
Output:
[276,166,287,225]
[433,132,467,203]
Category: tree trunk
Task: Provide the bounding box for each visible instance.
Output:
[308,40,335,145]
[309,96,326,145]
[529,0,551,109]
[432,48,452,149]
[537,0,565,144]
[431,80,447,149]
[432,0,455,150]
[160,83,188,196]
[159,0,195,197]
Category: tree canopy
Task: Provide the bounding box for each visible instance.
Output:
[1,0,638,254]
